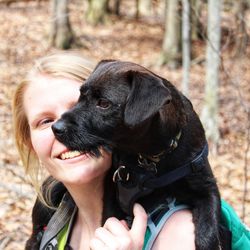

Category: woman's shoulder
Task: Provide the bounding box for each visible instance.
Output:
[143,198,194,250]
[152,209,195,250]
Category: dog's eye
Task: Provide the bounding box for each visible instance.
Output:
[96,98,111,109]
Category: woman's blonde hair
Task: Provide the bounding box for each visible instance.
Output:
[12,52,95,206]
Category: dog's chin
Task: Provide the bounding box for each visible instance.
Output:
[59,141,113,158]
[54,132,114,158]
[87,144,113,158]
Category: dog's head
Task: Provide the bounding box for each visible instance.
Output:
[52,60,187,156]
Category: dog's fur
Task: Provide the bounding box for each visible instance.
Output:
[27,60,222,249]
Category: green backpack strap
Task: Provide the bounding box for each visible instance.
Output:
[57,222,70,250]
[221,199,250,250]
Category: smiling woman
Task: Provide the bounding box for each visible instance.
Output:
[12,53,95,202]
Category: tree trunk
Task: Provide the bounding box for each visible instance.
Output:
[107,0,121,15]
[201,0,222,150]
[158,0,182,68]
[114,0,121,15]
[138,0,152,17]
[86,0,109,25]
[50,0,73,49]
[182,0,191,97]
[190,0,202,41]
[234,0,248,57]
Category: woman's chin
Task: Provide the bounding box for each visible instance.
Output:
[61,170,105,187]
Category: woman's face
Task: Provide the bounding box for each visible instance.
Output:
[24,74,112,185]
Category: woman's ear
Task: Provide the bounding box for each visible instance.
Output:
[124,71,172,127]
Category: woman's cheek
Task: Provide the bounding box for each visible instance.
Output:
[30,129,54,160]
[99,149,112,170]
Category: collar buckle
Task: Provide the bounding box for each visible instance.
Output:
[138,155,157,173]
[169,131,182,152]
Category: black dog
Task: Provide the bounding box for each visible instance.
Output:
[50,60,224,250]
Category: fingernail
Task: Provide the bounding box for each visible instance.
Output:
[134,203,144,213]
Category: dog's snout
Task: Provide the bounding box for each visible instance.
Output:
[52,120,67,136]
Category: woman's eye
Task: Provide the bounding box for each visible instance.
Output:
[96,99,111,109]
[37,118,54,128]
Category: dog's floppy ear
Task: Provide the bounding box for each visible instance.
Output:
[124,71,171,127]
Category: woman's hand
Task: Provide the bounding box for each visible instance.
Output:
[90,203,147,250]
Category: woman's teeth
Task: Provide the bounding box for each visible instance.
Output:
[60,150,83,160]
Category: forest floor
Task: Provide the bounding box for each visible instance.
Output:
[0,1,249,249]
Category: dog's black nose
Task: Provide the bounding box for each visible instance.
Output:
[52,120,66,136]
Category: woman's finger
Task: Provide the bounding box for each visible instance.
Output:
[103,217,129,236]
[90,237,106,250]
[91,203,148,250]
[129,203,148,245]
[120,219,129,230]
[94,227,120,247]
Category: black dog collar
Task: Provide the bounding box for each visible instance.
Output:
[137,131,182,172]
[113,143,209,215]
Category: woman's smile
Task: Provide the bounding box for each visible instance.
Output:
[57,150,90,162]
[59,150,85,160]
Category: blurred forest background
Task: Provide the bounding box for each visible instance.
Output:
[0,0,249,249]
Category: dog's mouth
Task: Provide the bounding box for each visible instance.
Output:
[58,150,87,160]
